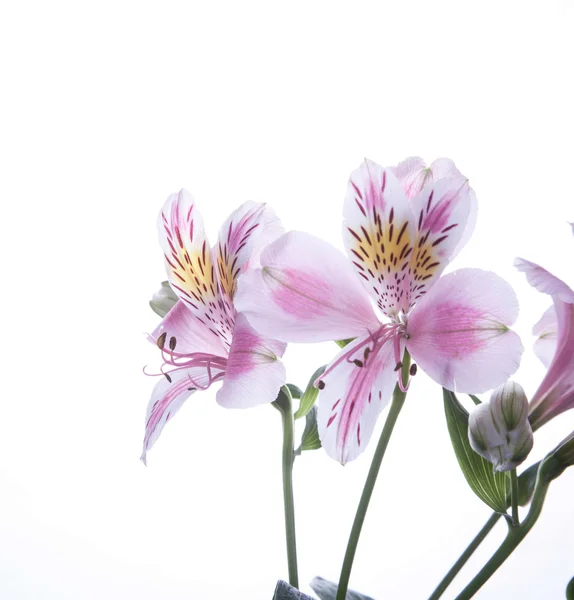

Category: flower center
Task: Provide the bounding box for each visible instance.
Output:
[315,322,410,392]
[143,332,227,389]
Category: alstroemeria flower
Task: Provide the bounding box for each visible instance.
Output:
[515,257,574,430]
[142,190,286,463]
[236,158,522,463]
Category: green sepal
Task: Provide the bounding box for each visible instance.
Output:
[272,386,292,415]
[286,384,303,400]
[295,406,322,455]
[469,394,482,405]
[310,577,375,600]
[516,461,541,506]
[443,388,510,513]
[294,366,326,420]
[335,338,354,348]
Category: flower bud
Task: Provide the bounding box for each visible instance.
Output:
[149,281,178,317]
[490,381,529,431]
[468,381,533,472]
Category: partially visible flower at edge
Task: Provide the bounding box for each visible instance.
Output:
[235,157,523,464]
[515,246,574,430]
[141,190,286,463]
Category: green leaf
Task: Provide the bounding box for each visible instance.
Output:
[286,384,303,400]
[566,575,574,600]
[335,338,354,348]
[310,577,375,600]
[294,366,326,420]
[443,388,510,513]
[299,406,321,452]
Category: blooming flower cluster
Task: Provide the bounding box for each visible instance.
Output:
[141,157,541,465]
[141,158,574,600]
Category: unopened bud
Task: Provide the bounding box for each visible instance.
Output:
[468,381,533,472]
[150,281,178,317]
[490,381,529,431]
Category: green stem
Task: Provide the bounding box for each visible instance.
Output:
[427,513,501,600]
[336,352,411,600]
[454,465,552,600]
[510,469,519,526]
[280,391,299,588]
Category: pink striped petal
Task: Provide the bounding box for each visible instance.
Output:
[234,232,380,343]
[215,202,283,312]
[158,190,234,348]
[316,332,401,464]
[344,160,416,318]
[392,157,476,261]
[141,366,224,464]
[514,258,574,303]
[150,301,228,358]
[405,177,473,308]
[216,314,286,408]
[406,269,523,393]
[532,305,558,368]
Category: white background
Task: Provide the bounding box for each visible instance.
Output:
[1,1,573,598]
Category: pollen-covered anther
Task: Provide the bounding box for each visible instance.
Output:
[394,361,403,372]
[169,336,177,351]
[317,380,326,390]
[157,332,167,349]
[353,359,364,368]
[409,364,418,376]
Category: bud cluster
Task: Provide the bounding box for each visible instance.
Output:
[468,381,533,472]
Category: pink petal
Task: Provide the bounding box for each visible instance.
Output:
[391,156,427,199]
[392,157,476,261]
[157,190,234,348]
[316,331,401,464]
[234,231,380,343]
[216,314,286,408]
[406,269,523,393]
[514,258,574,303]
[529,298,574,429]
[405,176,473,308]
[214,202,284,309]
[343,160,416,318]
[392,157,466,198]
[532,305,558,368]
[141,366,224,464]
[150,301,228,358]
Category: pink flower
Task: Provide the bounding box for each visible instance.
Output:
[515,256,574,430]
[236,158,522,464]
[142,190,286,463]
